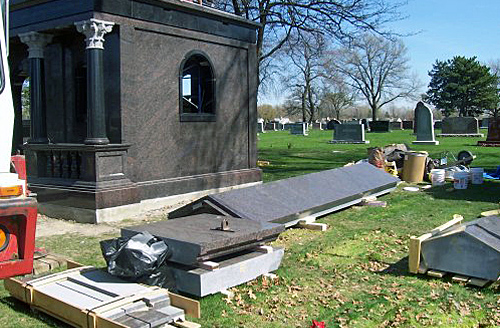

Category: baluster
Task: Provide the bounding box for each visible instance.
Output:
[61,151,70,178]
[54,151,61,178]
[46,151,53,177]
[70,152,79,179]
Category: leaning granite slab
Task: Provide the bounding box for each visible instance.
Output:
[420,216,500,281]
[122,214,284,265]
[169,163,400,227]
[437,117,484,137]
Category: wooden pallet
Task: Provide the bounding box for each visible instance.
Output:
[4,262,201,328]
[421,269,491,287]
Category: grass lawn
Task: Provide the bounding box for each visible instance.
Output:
[1,129,500,327]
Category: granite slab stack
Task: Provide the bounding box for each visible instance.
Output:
[170,163,400,227]
[420,216,500,281]
[437,117,483,137]
[329,124,369,144]
[122,214,284,264]
[122,214,285,297]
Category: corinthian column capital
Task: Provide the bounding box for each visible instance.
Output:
[75,19,115,50]
[19,32,53,59]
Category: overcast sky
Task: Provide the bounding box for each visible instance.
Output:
[260,0,500,108]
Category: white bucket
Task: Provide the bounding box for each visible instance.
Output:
[470,167,484,184]
[453,171,469,189]
[430,169,446,186]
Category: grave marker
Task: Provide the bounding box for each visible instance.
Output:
[370,121,391,132]
[330,124,369,144]
[437,117,483,137]
[290,123,308,135]
[412,102,439,145]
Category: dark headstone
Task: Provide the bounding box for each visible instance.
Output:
[434,120,442,129]
[265,122,277,131]
[370,121,391,132]
[122,214,284,265]
[290,123,308,135]
[169,163,400,227]
[412,102,438,145]
[402,120,413,129]
[361,119,370,130]
[330,124,369,144]
[389,121,403,130]
[480,118,489,129]
[438,117,483,137]
[326,119,341,130]
[478,118,500,146]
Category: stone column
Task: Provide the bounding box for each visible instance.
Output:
[75,19,114,145]
[19,32,52,144]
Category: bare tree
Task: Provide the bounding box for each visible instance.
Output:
[326,33,419,120]
[281,32,325,123]
[212,0,406,87]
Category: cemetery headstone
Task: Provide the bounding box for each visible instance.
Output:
[290,123,308,136]
[434,120,442,130]
[402,120,413,130]
[313,122,323,130]
[326,119,341,130]
[412,102,439,145]
[437,117,483,137]
[390,121,403,130]
[370,121,391,132]
[478,118,500,146]
[265,122,277,131]
[480,118,489,129]
[257,122,265,133]
[329,124,369,144]
[361,119,370,130]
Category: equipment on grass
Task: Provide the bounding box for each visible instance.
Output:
[0,0,38,279]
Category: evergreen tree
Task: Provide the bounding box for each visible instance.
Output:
[426,56,499,117]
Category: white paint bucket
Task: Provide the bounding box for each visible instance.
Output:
[470,167,484,184]
[430,169,446,186]
[453,171,469,189]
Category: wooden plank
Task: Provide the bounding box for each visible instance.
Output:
[66,259,84,269]
[408,233,431,274]
[467,278,490,287]
[481,209,500,217]
[173,320,202,328]
[427,270,445,278]
[297,221,328,231]
[169,292,201,319]
[3,277,28,303]
[255,245,273,254]
[431,215,463,236]
[26,266,95,288]
[451,275,470,283]
[197,261,219,271]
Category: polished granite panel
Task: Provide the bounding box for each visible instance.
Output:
[121,214,284,265]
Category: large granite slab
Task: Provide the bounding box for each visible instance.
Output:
[122,214,284,265]
[169,163,400,227]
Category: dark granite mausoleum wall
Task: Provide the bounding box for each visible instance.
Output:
[9,0,261,220]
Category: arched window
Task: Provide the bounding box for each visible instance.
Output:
[179,52,216,122]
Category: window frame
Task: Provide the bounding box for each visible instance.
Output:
[178,50,216,122]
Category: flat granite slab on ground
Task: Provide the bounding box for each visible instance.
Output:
[169,163,400,226]
[121,214,284,265]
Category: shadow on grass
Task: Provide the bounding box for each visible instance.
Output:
[0,295,70,327]
[423,181,500,203]
[378,256,413,278]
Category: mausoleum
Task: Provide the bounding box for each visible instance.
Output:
[9,0,261,222]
